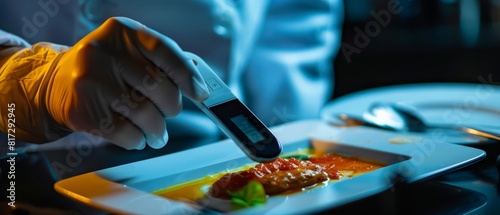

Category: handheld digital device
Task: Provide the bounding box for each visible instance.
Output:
[185,52,282,162]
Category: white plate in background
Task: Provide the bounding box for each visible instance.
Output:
[321,83,500,144]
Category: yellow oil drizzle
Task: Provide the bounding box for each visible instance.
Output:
[153,165,254,202]
[153,174,223,203]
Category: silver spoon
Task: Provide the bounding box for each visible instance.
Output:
[367,102,500,142]
[334,113,399,131]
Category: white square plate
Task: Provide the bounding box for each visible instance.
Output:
[54,120,485,214]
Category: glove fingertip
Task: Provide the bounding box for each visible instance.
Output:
[148,131,169,149]
[134,140,147,150]
[194,79,210,101]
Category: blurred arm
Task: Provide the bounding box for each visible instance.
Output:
[0,30,29,66]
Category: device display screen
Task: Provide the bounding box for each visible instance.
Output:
[230,115,266,143]
[209,99,281,159]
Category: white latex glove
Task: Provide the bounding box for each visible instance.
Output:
[0,17,209,149]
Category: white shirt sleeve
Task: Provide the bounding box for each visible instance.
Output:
[0,29,31,47]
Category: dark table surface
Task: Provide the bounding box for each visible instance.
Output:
[1,132,499,215]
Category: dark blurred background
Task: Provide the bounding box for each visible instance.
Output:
[333,0,500,99]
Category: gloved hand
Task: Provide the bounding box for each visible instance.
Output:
[0,17,209,149]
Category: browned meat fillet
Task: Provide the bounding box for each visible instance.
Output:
[256,165,328,195]
[209,158,327,199]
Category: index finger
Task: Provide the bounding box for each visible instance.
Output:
[111,17,209,101]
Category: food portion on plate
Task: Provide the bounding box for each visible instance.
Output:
[153,148,385,212]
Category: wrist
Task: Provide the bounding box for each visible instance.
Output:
[39,51,73,139]
[0,43,72,143]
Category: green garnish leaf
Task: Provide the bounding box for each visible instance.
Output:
[227,180,267,208]
[281,154,311,160]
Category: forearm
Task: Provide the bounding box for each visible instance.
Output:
[0,29,30,65]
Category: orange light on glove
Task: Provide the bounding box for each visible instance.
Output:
[0,17,209,150]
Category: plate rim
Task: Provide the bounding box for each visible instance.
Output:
[54,119,486,214]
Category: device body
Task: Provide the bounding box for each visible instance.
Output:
[185,52,282,162]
